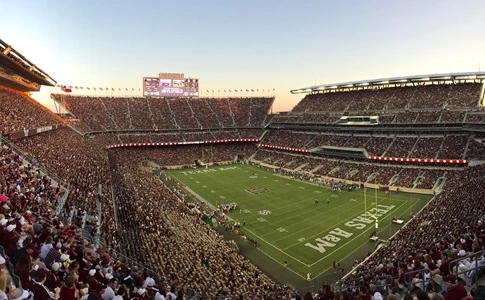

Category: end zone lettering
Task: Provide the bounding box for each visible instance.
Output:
[304,204,395,254]
[345,205,395,229]
[181,169,217,175]
[304,228,353,254]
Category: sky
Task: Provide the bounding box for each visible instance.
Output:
[2,0,485,113]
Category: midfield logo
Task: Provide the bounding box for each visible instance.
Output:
[246,187,268,195]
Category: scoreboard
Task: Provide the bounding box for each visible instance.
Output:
[143,73,199,97]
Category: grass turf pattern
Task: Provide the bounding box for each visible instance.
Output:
[167,164,431,279]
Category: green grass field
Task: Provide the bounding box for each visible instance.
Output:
[166,164,431,280]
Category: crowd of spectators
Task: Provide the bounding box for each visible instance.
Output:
[11,128,118,254]
[54,94,274,132]
[108,148,282,296]
[342,164,485,293]
[385,87,416,110]
[271,110,478,126]
[260,131,475,160]
[392,168,423,188]
[407,84,451,109]
[440,111,466,123]
[305,135,352,150]
[1,122,281,297]
[414,111,442,123]
[271,113,340,125]
[409,137,443,159]
[252,149,451,188]
[262,131,315,149]
[465,139,485,160]
[0,87,62,134]
[384,138,418,158]
[1,80,485,299]
[394,112,419,124]
[0,141,232,299]
[114,129,264,144]
[270,83,482,128]
[292,83,481,113]
[465,113,485,123]
[139,143,258,167]
[417,169,446,189]
[439,136,468,159]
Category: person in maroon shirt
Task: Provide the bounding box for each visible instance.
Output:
[323,284,335,300]
[0,219,7,244]
[5,235,19,258]
[394,262,409,294]
[1,224,17,249]
[44,262,62,292]
[424,254,437,271]
[59,275,79,300]
[89,283,107,300]
[442,274,467,300]
[87,269,100,294]
[358,286,372,300]
[29,268,60,300]
[13,250,32,289]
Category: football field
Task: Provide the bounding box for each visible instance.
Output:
[166,164,431,279]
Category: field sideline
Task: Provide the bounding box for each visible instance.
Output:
[166,164,432,279]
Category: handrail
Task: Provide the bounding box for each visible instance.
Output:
[449,250,485,288]
[0,135,68,186]
[0,134,70,216]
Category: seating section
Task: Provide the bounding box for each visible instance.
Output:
[0,87,62,133]
[253,149,456,189]
[107,146,274,295]
[115,129,263,144]
[272,83,482,127]
[260,131,480,159]
[54,94,274,131]
[292,83,481,113]
[343,165,485,289]
[2,78,485,299]
[8,126,276,296]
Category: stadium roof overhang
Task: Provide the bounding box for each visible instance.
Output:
[0,72,40,92]
[290,72,485,94]
[0,39,56,87]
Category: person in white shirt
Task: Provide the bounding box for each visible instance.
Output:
[8,287,29,300]
[166,286,177,300]
[39,236,54,261]
[142,275,155,288]
[155,286,167,300]
[102,277,118,300]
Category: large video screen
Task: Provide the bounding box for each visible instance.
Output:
[143,77,199,97]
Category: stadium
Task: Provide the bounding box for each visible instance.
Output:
[2,3,485,299]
